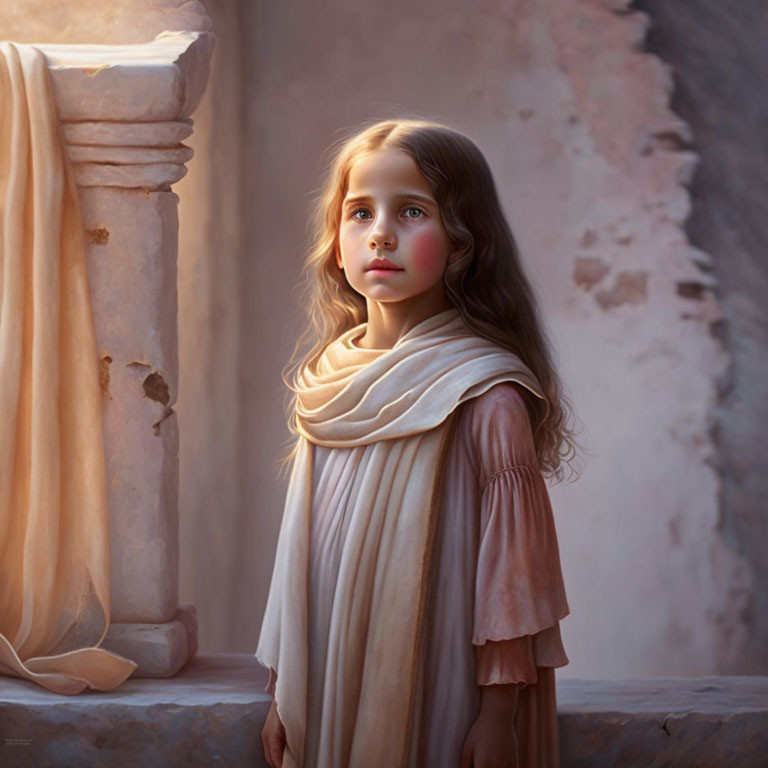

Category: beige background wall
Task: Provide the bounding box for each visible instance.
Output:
[229,0,747,678]
[1,0,761,678]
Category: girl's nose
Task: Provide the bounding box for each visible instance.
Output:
[368,231,396,250]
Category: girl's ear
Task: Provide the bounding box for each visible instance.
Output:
[335,249,344,270]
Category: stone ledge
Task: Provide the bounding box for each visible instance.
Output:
[0,655,765,767]
[557,676,768,767]
[0,654,270,768]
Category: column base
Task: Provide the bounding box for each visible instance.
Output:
[101,603,198,678]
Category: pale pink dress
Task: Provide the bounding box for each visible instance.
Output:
[266,381,570,767]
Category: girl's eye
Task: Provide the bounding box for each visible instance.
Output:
[349,206,424,220]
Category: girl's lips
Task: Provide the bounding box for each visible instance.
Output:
[366,258,403,271]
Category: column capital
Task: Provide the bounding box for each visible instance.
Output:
[38,30,214,189]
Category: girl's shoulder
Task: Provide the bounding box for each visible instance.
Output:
[468,380,535,434]
[461,381,540,477]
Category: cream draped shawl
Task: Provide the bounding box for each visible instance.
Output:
[256,308,549,768]
[0,42,136,693]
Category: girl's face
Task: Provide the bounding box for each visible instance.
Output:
[336,149,452,305]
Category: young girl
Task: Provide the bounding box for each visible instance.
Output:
[256,118,579,768]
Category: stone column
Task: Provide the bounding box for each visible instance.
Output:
[38,30,214,677]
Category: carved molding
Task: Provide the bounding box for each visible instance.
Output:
[38,30,213,189]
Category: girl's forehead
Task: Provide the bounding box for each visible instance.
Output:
[346,149,432,196]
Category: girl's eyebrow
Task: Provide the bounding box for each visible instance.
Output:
[343,192,436,207]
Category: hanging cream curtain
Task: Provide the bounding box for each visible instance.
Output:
[0,41,137,694]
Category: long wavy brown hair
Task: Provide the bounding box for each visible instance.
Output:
[278,117,583,483]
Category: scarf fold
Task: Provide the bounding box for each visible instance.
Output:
[257,308,549,767]
[0,41,137,694]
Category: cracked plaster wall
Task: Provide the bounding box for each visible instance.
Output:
[237,0,750,677]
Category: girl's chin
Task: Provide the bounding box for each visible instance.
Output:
[351,278,441,303]
[359,291,431,305]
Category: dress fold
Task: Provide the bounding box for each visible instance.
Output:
[267,664,277,695]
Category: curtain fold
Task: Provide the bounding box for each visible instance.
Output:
[0,41,137,695]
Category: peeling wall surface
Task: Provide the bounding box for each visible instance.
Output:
[1,0,762,677]
[636,0,768,673]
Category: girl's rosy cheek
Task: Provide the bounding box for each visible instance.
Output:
[410,229,448,276]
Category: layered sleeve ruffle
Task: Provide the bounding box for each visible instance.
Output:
[470,383,570,687]
[475,623,569,687]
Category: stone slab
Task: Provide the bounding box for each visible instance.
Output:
[0,657,765,767]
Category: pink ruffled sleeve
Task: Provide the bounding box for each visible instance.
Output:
[470,382,570,687]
